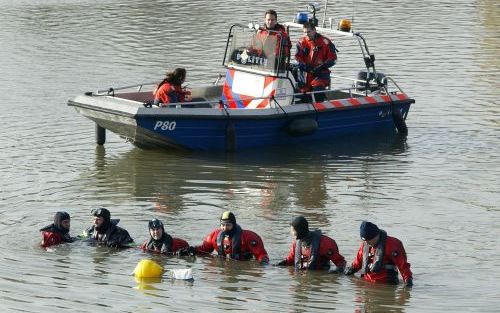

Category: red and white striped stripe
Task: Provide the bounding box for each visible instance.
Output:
[313,93,409,111]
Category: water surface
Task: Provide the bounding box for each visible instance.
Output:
[0,0,499,312]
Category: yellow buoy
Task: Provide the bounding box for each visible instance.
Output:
[133,259,163,278]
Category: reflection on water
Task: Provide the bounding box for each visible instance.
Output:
[352,279,411,313]
[287,271,342,312]
[88,132,409,217]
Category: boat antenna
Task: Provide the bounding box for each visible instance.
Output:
[352,0,355,30]
[321,0,329,27]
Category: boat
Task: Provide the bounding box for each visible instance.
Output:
[68,4,414,152]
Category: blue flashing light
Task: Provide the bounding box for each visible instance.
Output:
[296,12,308,24]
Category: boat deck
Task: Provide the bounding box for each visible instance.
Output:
[111,85,368,109]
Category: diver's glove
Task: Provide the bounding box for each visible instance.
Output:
[344,266,356,275]
[273,259,287,266]
[177,246,196,256]
[297,63,312,72]
[404,277,413,288]
[328,265,345,274]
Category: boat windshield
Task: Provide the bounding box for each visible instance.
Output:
[224,25,287,76]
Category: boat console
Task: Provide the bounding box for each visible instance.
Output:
[221,24,295,109]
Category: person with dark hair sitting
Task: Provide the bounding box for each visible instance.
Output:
[40,211,74,248]
[82,208,134,248]
[140,218,189,255]
[344,221,413,288]
[274,215,346,272]
[153,67,191,106]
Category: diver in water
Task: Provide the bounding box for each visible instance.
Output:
[344,221,413,287]
[179,211,269,264]
[140,218,189,254]
[274,215,346,272]
[40,211,74,248]
[83,208,134,248]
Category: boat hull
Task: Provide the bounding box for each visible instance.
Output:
[69,93,413,151]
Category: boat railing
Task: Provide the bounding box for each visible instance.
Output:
[156,85,373,109]
[333,72,406,95]
[332,74,368,93]
[382,76,406,94]
[284,22,355,39]
[87,75,406,109]
[92,82,157,96]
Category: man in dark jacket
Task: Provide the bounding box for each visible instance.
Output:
[83,208,134,248]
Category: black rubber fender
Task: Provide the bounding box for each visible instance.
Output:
[286,118,318,136]
[95,124,106,145]
[225,122,236,152]
[393,109,408,135]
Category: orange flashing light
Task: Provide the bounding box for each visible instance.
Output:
[338,19,352,32]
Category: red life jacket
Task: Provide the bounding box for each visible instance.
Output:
[256,24,291,58]
[217,224,244,259]
[196,227,269,263]
[294,230,322,270]
[154,82,186,104]
[141,234,189,254]
[295,33,337,90]
[40,223,72,248]
[41,231,64,248]
[351,231,412,284]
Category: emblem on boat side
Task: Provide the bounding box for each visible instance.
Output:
[240,49,249,64]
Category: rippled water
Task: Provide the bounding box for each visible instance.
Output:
[0,0,499,312]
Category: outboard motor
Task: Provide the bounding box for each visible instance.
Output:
[356,70,387,92]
